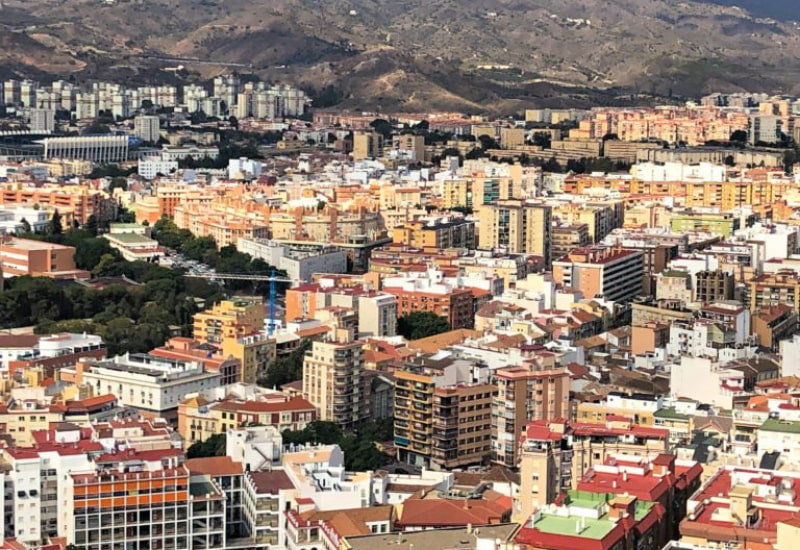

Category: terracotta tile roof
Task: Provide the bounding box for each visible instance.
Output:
[397,497,510,528]
[248,470,295,494]
[408,329,481,353]
[185,456,243,476]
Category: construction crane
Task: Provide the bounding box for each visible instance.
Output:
[185,272,296,336]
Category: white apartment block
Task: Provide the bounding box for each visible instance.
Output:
[67,353,221,413]
[237,239,348,283]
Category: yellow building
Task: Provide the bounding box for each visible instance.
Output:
[222,333,276,385]
[193,298,264,345]
[477,199,552,265]
[441,179,471,209]
[391,218,475,249]
[177,393,316,448]
[193,298,274,383]
[353,132,384,160]
[0,400,65,446]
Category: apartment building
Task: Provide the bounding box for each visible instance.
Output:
[680,467,800,548]
[492,362,571,468]
[0,184,116,224]
[150,337,241,386]
[357,293,397,338]
[178,393,316,448]
[0,237,90,279]
[2,332,105,377]
[133,115,161,142]
[551,223,590,261]
[63,353,222,417]
[69,453,226,550]
[394,353,493,470]
[284,280,397,337]
[694,269,735,304]
[553,202,623,244]
[352,132,384,160]
[515,419,670,522]
[553,245,645,304]
[391,217,476,249]
[302,332,369,429]
[193,298,274,383]
[383,280,475,329]
[477,199,552,266]
[576,392,662,427]
[748,270,800,313]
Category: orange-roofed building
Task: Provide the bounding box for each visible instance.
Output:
[178,393,316,448]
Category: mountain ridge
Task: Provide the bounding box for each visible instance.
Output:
[1,0,799,112]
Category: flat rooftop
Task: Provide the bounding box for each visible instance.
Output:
[345,524,519,550]
[0,238,71,251]
[104,233,156,244]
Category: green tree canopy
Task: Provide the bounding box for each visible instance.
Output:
[187,433,227,458]
[397,311,451,340]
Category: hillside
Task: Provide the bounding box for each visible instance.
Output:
[1,0,799,112]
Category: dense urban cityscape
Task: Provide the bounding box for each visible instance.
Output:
[1,58,800,550]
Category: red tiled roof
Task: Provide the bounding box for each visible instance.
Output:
[185,456,243,476]
[397,497,510,528]
[248,470,295,494]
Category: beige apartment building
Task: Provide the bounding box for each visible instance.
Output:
[395,354,494,470]
[302,331,370,429]
[492,362,571,468]
[477,199,552,266]
[391,218,475,249]
[552,245,644,303]
[515,420,670,522]
[268,206,384,245]
[352,132,384,160]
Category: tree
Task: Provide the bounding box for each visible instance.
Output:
[259,339,312,389]
[397,311,451,340]
[187,433,227,458]
[49,210,63,235]
[19,217,31,234]
[85,215,99,237]
[108,177,128,193]
[477,134,500,151]
[730,130,748,143]
[370,118,393,138]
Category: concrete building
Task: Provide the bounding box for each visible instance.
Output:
[0,236,90,279]
[237,239,348,283]
[681,467,800,548]
[749,114,783,145]
[394,352,493,470]
[553,245,645,304]
[478,200,552,266]
[138,156,179,179]
[391,217,476,249]
[42,135,130,163]
[29,108,55,133]
[302,332,370,429]
[133,115,161,142]
[0,206,52,234]
[357,292,397,338]
[515,419,670,522]
[352,132,384,161]
[64,352,222,416]
[383,273,475,330]
[551,223,590,261]
[492,362,571,468]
